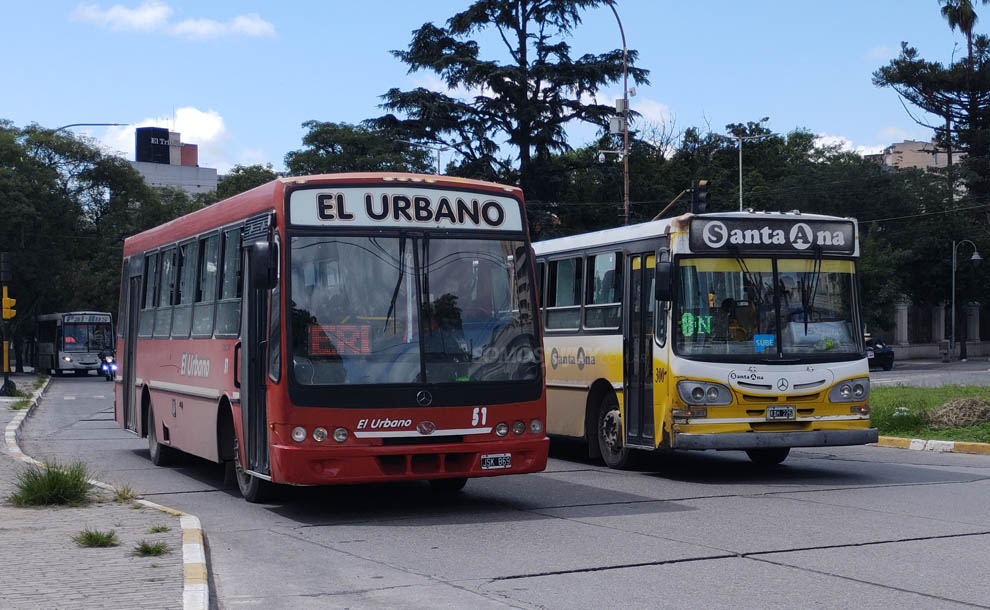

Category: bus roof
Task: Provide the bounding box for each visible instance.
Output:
[533,210,858,257]
[123,173,524,256]
[38,311,112,321]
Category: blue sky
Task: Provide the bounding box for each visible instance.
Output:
[0,1,969,173]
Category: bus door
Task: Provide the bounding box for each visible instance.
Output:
[123,275,142,432]
[624,252,655,449]
[238,218,275,477]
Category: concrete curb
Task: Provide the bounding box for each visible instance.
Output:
[4,376,210,610]
[876,436,990,455]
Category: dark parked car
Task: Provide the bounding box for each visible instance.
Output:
[865,334,894,371]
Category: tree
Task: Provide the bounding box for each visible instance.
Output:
[214,164,280,201]
[373,0,649,198]
[284,121,434,176]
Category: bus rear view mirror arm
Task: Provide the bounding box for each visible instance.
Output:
[655,261,673,302]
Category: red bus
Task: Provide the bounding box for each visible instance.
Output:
[114,173,548,502]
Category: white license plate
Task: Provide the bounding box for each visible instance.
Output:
[766,406,796,420]
[867,349,875,359]
[481,453,511,470]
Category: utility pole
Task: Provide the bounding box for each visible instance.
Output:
[608,3,630,225]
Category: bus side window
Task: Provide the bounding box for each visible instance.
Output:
[139,252,159,338]
[545,257,582,330]
[171,241,198,339]
[215,228,242,337]
[192,233,220,338]
[268,236,281,383]
[584,252,621,329]
[536,261,545,311]
[154,247,176,338]
[656,249,669,347]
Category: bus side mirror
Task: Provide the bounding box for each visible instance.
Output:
[248,242,278,290]
[655,261,673,301]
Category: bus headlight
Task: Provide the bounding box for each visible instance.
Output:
[291,426,307,443]
[511,420,526,435]
[529,419,543,434]
[312,427,328,442]
[333,427,349,442]
[677,381,732,406]
[495,422,509,437]
[829,378,869,403]
[63,356,72,362]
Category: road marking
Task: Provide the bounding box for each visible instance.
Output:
[63,396,76,400]
[93,395,105,399]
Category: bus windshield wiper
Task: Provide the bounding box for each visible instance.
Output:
[800,247,824,335]
[383,234,407,332]
[732,248,765,333]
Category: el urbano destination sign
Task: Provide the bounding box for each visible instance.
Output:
[689,217,855,254]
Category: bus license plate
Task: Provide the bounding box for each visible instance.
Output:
[867,348,875,359]
[766,406,796,420]
[481,453,511,470]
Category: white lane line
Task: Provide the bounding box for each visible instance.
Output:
[93,395,106,399]
[64,396,76,400]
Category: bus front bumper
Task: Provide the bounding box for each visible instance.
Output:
[269,437,549,486]
[672,428,879,450]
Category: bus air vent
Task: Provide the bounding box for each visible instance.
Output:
[785,393,821,402]
[738,381,772,390]
[793,379,826,390]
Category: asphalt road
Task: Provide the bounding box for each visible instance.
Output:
[21,375,990,610]
[870,357,990,387]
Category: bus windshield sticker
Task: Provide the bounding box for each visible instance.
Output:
[308,324,372,356]
[289,187,524,232]
[753,334,775,353]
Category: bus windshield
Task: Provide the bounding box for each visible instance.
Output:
[675,257,860,358]
[63,322,114,352]
[289,235,539,386]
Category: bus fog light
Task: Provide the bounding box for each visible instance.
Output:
[333,427,348,442]
[291,426,307,443]
[529,419,543,434]
[512,420,526,435]
[852,405,871,415]
[495,422,509,437]
[312,427,328,442]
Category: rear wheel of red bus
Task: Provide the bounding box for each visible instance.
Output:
[147,404,176,467]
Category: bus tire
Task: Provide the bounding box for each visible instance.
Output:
[745,447,790,466]
[597,393,631,469]
[429,478,468,493]
[232,432,274,503]
[147,404,176,467]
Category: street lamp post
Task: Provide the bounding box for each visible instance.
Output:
[396,140,447,175]
[607,3,630,225]
[724,130,778,211]
[951,239,982,358]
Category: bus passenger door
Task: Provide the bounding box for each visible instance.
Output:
[623,253,655,449]
[239,228,275,477]
[122,274,142,432]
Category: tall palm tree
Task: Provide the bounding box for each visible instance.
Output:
[940,0,988,61]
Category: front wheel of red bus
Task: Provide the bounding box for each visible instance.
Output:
[597,393,631,469]
[231,434,275,503]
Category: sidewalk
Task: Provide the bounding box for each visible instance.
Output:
[0,373,186,610]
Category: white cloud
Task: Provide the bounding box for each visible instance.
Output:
[876,126,912,142]
[72,0,171,31]
[866,44,896,61]
[814,133,884,156]
[629,97,672,124]
[71,2,274,39]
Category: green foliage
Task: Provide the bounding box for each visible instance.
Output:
[8,461,92,506]
[199,164,280,205]
[284,121,434,176]
[112,484,138,503]
[133,540,170,557]
[74,529,119,548]
[871,385,990,441]
[373,0,649,195]
[148,524,171,534]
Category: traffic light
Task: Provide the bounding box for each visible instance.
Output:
[2,286,15,320]
[691,179,709,214]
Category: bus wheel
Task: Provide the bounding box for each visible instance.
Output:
[745,448,790,466]
[147,406,176,467]
[429,478,468,493]
[597,394,631,469]
[232,433,272,503]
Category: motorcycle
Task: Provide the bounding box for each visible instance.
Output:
[100,354,118,382]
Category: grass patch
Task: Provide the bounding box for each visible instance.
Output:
[148,524,170,534]
[130,502,144,510]
[73,529,119,548]
[133,540,170,557]
[112,485,138,503]
[10,398,29,410]
[871,385,990,443]
[7,461,92,506]
[32,374,47,391]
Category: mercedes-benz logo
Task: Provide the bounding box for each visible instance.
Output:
[416,390,433,407]
[417,421,436,435]
[777,378,789,391]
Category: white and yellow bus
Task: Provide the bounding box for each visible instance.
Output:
[533,211,877,468]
